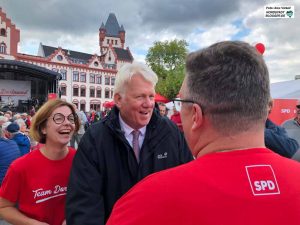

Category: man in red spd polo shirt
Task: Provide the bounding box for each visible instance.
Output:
[107,41,300,225]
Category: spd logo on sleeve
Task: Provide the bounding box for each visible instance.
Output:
[245,165,280,196]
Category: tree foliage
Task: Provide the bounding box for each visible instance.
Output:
[145,39,188,99]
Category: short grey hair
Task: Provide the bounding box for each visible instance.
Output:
[185,41,270,135]
[15,118,26,129]
[13,113,21,121]
[114,61,158,96]
[0,116,8,123]
[1,121,11,133]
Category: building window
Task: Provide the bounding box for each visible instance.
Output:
[111,89,114,98]
[107,39,109,44]
[90,88,95,97]
[105,89,110,98]
[115,40,118,45]
[96,89,102,98]
[90,73,95,83]
[73,71,79,82]
[0,43,6,54]
[80,73,86,82]
[96,75,102,84]
[80,87,86,97]
[80,103,86,112]
[111,77,115,86]
[0,28,6,36]
[90,103,101,111]
[60,86,66,96]
[111,40,113,44]
[60,70,67,80]
[73,87,79,96]
[105,76,110,85]
[94,61,99,67]
[57,55,63,61]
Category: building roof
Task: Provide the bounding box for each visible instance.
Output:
[0,59,60,80]
[100,22,105,29]
[113,47,133,61]
[41,44,94,64]
[104,13,124,37]
[41,44,132,64]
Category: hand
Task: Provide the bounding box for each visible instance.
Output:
[62,219,66,225]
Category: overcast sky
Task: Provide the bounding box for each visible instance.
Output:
[0,0,299,83]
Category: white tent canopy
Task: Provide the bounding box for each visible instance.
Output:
[270,80,300,99]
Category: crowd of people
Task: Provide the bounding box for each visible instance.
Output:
[0,40,300,225]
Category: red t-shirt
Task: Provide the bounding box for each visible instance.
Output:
[0,147,76,225]
[107,148,300,225]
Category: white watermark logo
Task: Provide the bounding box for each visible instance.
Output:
[264,5,294,18]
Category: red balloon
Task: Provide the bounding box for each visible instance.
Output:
[255,43,265,55]
[48,93,57,100]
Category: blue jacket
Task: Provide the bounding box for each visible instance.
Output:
[12,133,31,156]
[0,138,21,185]
[265,119,299,158]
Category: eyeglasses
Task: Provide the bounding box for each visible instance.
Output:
[50,113,77,124]
[172,98,198,112]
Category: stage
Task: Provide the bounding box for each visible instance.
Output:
[0,59,61,112]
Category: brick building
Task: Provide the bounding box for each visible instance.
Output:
[0,8,133,112]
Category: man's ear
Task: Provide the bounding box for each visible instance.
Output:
[114,93,122,108]
[191,104,204,131]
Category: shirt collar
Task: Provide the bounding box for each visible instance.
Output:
[118,113,146,137]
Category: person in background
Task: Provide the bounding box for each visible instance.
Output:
[3,113,12,122]
[282,100,300,146]
[21,113,31,129]
[265,99,299,158]
[5,123,30,156]
[265,118,299,158]
[14,119,28,134]
[66,62,193,225]
[29,106,36,117]
[282,100,300,161]
[0,99,79,225]
[170,106,183,131]
[70,104,87,149]
[0,126,20,225]
[0,116,8,138]
[107,41,300,225]
[0,127,20,186]
[1,122,11,139]
[158,102,168,117]
[12,114,21,121]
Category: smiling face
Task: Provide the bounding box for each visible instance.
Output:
[42,106,75,147]
[114,74,155,129]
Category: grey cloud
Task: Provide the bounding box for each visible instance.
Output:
[0,0,299,82]
[1,0,263,36]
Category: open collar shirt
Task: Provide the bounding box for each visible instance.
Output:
[118,113,146,149]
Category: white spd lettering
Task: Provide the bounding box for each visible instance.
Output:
[254,180,275,191]
[54,185,67,194]
[281,109,290,113]
[32,188,52,199]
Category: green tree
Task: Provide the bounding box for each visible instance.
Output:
[145,39,188,99]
